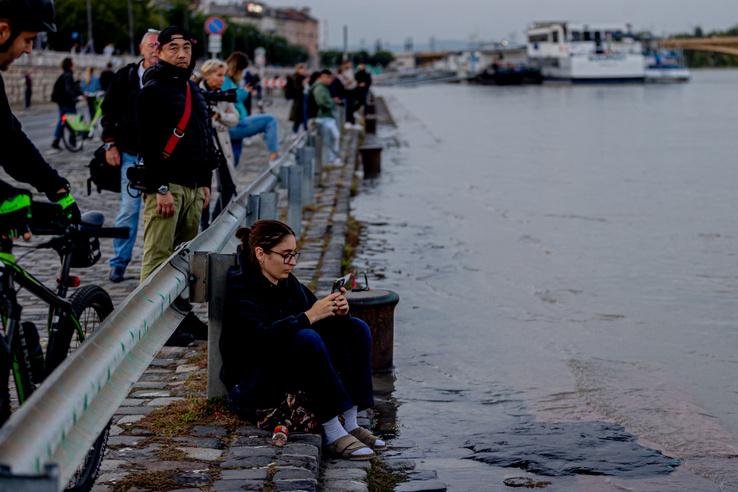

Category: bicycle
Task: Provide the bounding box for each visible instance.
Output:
[60,91,105,153]
[0,202,128,492]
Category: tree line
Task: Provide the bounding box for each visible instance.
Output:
[50,0,308,65]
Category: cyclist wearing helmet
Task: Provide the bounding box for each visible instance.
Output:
[0,0,80,239]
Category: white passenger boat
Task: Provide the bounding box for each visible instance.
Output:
[527,21,645,83]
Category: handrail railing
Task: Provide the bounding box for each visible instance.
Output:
[0,129,321,490]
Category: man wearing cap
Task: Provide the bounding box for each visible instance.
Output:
[102,28,159,284]
[136,26,212,343]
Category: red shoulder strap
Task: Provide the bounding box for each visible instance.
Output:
[162,82,192,159]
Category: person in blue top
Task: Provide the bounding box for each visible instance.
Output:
[222,52,279,167]
[80,66,101,121]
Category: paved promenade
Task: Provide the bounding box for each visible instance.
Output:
[5,97,445,491]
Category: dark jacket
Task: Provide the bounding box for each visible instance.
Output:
[0,73,67,198]
[220,251,317,391]
[99,69,114,92]
[101,61,145,155]
[52,70,80,108]
[329,76,345,100]
[355,69,372,92]
[136,60,212,189]
[287,73,305,123]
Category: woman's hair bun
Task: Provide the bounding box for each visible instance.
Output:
[235,227,251,242]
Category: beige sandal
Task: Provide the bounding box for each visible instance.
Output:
[325,434,376,461]
[349,427,387,451]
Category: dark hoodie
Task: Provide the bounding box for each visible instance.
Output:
[135,60,212,189]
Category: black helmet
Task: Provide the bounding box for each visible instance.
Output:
[0,0,56,33]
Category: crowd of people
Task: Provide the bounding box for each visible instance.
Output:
[0,0,382,462]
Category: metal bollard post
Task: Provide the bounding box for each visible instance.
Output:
[364,114,377,134]
[287,165,303,238]
[345,289,400,372]
[359,145,383,178]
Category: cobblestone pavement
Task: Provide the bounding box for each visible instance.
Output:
[5,97,445,491]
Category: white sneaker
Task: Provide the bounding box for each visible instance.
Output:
[332,157,343,165]
[344,122,353,129]
[291,133,299,141]
[244,137,253,146]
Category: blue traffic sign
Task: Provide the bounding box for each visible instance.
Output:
[205,16,226,35]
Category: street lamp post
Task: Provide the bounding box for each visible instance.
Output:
[86,0,94,53]
[128,0,135,55]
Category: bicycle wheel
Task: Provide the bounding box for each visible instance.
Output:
[50,285,114,492]
[61,124,84,152]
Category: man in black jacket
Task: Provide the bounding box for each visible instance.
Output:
[0,0,79,233]
[50,56,80,149]
[136,26,212,343]
[101,28,158,283]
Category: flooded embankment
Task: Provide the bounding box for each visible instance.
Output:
[353,70,738,490]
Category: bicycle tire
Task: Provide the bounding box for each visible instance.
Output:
[51,284,114,492]
[61,124,84,152]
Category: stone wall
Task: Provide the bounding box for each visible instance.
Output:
[6,51,139,107]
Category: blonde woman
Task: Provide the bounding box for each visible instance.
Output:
[80,66,101,121]
[222,52,280,166]
[199,59,238,228]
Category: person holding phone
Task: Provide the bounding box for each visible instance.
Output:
[220,219,385,460]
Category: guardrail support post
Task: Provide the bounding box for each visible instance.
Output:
[287,165,303,238]
[257,191,278,220]
[0,464,59,491]
[296,147,315,206]
[313,126,323,176]
[246,194,260,226]
[188,252,237,398]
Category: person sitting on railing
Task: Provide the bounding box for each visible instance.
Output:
[220,220,386,460]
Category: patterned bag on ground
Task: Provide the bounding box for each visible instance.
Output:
[256,392,318,433]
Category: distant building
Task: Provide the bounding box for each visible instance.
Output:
[201,1,319,66]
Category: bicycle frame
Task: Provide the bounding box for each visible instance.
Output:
[0,244,85,406]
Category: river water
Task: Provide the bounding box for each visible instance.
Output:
[350,70,738,490]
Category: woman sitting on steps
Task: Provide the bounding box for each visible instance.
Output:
[219,219,385,460]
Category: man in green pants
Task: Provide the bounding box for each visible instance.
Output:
[136,26,212,345]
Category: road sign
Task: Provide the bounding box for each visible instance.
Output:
[254,46,266,66]
[208,34,222,55]
[205,16,226,36]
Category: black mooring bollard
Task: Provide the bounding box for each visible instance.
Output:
[364,114,377,134]
[345,289,400,372]
[359,145,382,178]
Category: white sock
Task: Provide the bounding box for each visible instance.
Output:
[322,416,348,445]
[343,406,359,432]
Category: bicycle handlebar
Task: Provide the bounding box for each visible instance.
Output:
[80,226,129,239]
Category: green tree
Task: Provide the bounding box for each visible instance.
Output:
[370,50,394,67]
[50,0,159,54]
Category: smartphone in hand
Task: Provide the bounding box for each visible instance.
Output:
[331,273,353,293]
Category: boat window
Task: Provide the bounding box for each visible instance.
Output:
[528,33,549,43]
[552,31,559,43]
[583,31,591,41]
[571,31,581,41]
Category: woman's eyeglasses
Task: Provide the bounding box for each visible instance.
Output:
[269,250,301,264]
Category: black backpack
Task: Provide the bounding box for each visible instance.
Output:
[50,75,64,104]
[87,145,121,194]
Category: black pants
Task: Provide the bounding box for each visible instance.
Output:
[227,317,374,423]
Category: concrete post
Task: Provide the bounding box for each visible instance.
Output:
[313,127,324,176]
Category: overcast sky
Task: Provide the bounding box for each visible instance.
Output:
[302,0,738,50]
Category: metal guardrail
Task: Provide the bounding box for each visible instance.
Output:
[0,128,326,490]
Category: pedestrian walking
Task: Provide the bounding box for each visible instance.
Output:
[23,68,31,109]
[310,69,341,164]
[100,28,159,284]
[80,66,101,121]
[286,64,308,139]
[50,57,81,149]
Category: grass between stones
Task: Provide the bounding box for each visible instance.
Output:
[367,460,409,491]
[111,470,179,492]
